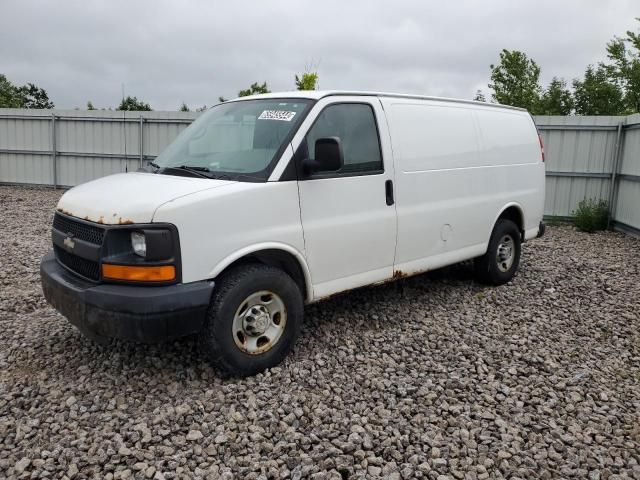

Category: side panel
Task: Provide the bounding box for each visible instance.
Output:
[153,182,308,291]
[382,98,544,276]
[475,109,545,234]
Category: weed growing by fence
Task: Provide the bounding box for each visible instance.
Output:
[574,198,609,232]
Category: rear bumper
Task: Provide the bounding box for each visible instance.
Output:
[40,251,214,342]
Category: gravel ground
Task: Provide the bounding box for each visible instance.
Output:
[1,184,639,480]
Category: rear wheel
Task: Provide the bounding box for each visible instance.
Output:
[474,219,521,285]
[200,264,303,377]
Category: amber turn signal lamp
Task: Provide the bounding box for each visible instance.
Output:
[102,264,176,282]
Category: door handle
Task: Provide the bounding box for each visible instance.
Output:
[385,180,394,206]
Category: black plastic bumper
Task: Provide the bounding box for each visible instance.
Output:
[40,251,214,342]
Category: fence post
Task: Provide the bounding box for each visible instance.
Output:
[51,113,57,189]
[139,114,144,169]
[607,121,625,229]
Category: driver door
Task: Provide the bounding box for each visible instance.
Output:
[292,97,397,299]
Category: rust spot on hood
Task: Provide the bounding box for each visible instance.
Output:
[57,208,136,225]
[57,208,128,225]
[57,207,73,216]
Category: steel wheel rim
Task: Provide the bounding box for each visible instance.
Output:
[232,290,287,355]
[496,234,515,272]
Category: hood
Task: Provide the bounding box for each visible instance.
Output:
[56,172,235,224]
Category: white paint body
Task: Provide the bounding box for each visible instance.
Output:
[57,91,545,302]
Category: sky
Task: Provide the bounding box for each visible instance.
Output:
[0,0,638,110]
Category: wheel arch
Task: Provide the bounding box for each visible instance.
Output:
[208,243,313,302]
[493,203,525,240]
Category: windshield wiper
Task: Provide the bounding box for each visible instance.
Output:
[156,164,255,181]
[149,161,161,171]
[179,165,211,172]
[160,165,215,179]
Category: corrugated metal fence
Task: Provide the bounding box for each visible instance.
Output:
[536,114,640,234]
[1,109,639,233]
[0,109,198,187]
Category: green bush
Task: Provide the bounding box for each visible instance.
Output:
[573,198,609,232]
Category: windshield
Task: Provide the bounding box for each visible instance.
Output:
[154,98,312,181]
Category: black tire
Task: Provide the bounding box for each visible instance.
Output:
[474,219,521,285]
[200,263,303,377]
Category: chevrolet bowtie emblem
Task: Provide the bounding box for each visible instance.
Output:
[63,236,75,250]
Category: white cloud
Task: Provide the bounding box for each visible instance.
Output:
[0,0,637,109]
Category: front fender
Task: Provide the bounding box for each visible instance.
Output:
[207,242,313,301]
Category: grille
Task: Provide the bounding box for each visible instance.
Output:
[54,245,100,281]
[53,213,105,245]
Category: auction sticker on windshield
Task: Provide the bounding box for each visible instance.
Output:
[258,110,297,121]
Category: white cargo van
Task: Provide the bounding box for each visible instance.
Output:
[41,91,545,376]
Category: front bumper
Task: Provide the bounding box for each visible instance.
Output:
[40,251,214,342]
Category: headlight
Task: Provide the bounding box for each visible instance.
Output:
[101,226,179,283]
[131,231,146,257]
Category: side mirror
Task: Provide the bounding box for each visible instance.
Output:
[302,137,344,174]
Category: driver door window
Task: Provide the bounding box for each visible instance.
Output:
[305,103,383,176]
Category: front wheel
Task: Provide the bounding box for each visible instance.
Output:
[474,219,522,285]
[200,264,303,377]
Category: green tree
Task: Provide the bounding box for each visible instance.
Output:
[0,74,54,108]
[179,102,190,112]
[295,72,318,90]
[538,77,574,115]
[489,49,542,112]
[573,65,625,115]
[17,83,54,109]
[218,96,227,103]
[238,82,270,97]
[117,95,152,111]
[87,101,96,110]
[0,74,22,107]
[606,18,640,113]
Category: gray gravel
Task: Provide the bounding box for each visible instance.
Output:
[1,184,639,480]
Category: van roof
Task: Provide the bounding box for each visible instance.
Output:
[229,90,527,112]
